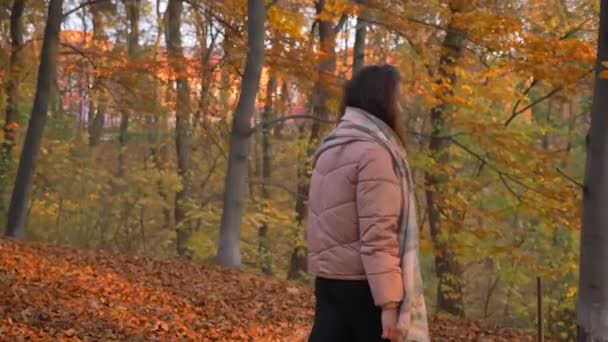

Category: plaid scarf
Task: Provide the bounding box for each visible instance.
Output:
[314,107,430,341]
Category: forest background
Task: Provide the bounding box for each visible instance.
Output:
[0,0,599,340]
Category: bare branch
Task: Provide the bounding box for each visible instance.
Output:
[182,0,243,37]
[504,84,561,126]
[448,138,563,202]
[406,17,446,32]
[560,17,596,40]
[63,0,111,19]
[504,69,593,127]
[59,42,98,68]
[556,168,585,190]
[506,78,538,126]
[498,173,522,201]
[248,114,338,135]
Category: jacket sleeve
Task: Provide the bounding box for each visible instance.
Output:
[356,143,404,307]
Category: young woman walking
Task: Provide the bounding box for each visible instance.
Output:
[307,65,429,342]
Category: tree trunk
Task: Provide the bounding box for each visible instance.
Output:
[577,0,608,339]
[88,1,108,147]
[288,0,341,281]
[117,0,140,176]
[288,125,309,280]
[259,74,276,276]
[194,10,216,131]
[5,0,63,238]
[149,0,172,231]
[424,2,468,317]
[352,14,367,74]
[88,102,106,146]
[542,99,553,150]
[219,41,231,114]
[166,0,194,257]
[274,80,289,138]
[216,0,266,268]
[3,0,26,160]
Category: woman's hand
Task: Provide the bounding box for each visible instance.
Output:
[381,305,403,342]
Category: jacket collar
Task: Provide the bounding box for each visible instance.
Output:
[342,106,373,124]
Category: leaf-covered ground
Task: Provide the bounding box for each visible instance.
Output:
[0,240,545,341]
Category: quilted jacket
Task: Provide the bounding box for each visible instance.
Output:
[306,109,405,307]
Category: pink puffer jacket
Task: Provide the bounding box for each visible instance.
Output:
[306,110,404,307]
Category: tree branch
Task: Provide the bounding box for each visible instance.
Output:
[504,69,593,127]
[182,0,243,38]
[498,173,522,201]
[248,114,338,135]
[63,0,110,19]
[504,84,561,126]
[59,42,98,68]
[448,138,563,202]
[556,168,585,190]
[560,17,595,40]
[505,78,538,126]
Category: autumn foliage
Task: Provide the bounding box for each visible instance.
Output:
[0,0,601,339]
[0,239,550,341]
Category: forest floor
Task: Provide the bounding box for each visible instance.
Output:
[0,239,546,341]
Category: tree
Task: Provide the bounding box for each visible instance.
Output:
[289,0,346,280]
[5,0,64,238]
[576,0,608,339]
[3,0,26,160]
[424,0,469,316]
[88,0,110,147]
[352,12,367,73]
[166,0,195,257]
[216,0,267,267]
[259,73,276,275]
[117,0,141,176]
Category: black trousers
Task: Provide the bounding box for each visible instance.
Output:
[309,277,389,342]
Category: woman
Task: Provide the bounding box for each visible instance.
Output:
[307,65,429,342]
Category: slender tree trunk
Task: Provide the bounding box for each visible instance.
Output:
[288,126,308,280]
[288,0,341,280]
[166,0,195,257]
[88,2,108,147]
[424,1,468,316]
[259,74,276,275]
[5,0,63,238]
[219,41,231,114]
[88,102,106,146]
[352,14,367,74]
[3,0,26,159]
[249,118,260,202]
[148,0,172,231]
[118,0,140,176]
[194,10,216,131]
[216,0,267,268]
[542,99,553,150]
[563,101,574,168]
[274,80,289,138]
[577,0,608,339]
